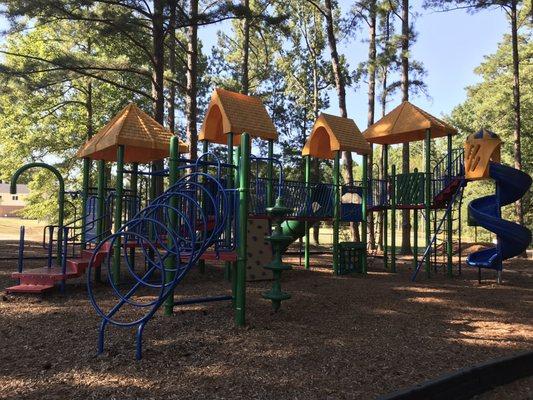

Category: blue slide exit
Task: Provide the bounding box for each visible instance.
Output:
[467,162,532,270]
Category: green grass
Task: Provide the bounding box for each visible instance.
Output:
[0,217,45,241]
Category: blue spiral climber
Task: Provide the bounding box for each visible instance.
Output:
[87,166,234,359]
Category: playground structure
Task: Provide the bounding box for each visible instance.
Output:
[5,89,531,359]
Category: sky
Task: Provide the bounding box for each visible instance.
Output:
[199,0,509,130]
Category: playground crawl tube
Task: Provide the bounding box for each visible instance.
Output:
[467,162,532,270]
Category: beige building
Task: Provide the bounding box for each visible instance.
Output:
[0,183,29,217]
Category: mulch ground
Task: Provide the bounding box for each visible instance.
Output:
[0,240,532,400]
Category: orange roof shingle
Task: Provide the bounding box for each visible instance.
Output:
[77,103,188,162]
[362,101,457,145]
[199,88,277,145]
[302,113,371,159]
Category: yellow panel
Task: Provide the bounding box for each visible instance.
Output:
[464,132,501,181]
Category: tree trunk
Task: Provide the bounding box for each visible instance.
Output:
[241,0,250,95]
[312,49,320,245]
[377,10,391,252]
[167,3,176,134]
[510,0,523,228]
[367,0,377,250]
[323,0,358,241]
[186,0,199,160]
[151,0,165,196]
[400,0,412,255]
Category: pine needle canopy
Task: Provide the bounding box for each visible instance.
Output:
[199,88,278,146]
[362,101,457,145]
[302,113,371,159]
[77,103,188,162]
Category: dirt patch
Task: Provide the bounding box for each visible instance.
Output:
[0,241,532,399]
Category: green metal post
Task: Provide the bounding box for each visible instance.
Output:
[129,162,138,268]
[112,145,124,285]
[236,133,250,326]
[226,133,234,282]
[425,128,432,277]
[413,169,419,270]
[199,140,209,274]
[304,155,311,270]
[446,134,453,277]
[333,151,340,275]
[11,163,65,265]
[96,159,105,281]
[231,144,241,303]
[164,137,180,316]
[391,164,396,273]
[383,144,389,270]
[361,154,368,274]
[267,139,274,208]
[81,157,91,249]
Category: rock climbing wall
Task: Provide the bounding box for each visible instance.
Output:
[246,217,273,281]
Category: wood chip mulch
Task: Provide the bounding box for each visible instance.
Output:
[0,241,531,400]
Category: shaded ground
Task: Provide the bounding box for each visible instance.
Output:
[0,241,532,399]
[472,375,533,399]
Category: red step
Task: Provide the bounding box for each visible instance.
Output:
[12,266,81,282]
[6,284,55,294]
[7,242,113,294]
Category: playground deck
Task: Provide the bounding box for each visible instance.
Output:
[0,241,531,400]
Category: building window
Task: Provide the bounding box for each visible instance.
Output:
[12,195,18,200]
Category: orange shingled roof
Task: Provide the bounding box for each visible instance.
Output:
[76,103,188,163]
[199,88,278,146]
[362,101,457,145]
[302,113,371,159]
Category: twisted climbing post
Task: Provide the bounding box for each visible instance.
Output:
[262,197,292,311]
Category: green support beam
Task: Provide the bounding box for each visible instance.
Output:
[112,145,125,285]
[267,139,274,208]
[129,162,138,268]
[81,157,91,249]
[413,168,419,270]
[199,140,209,274]
[383,144,389,270]
[235,132,250,326]
[446,134,453,277]
[304,155,311,270]
[391,164,396,273]
[425,128,432,277]
[226,133,234,283]
[96,159,106,282]
[164,137,180,316]
[332,151,340,275]
[361,154,368,274]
